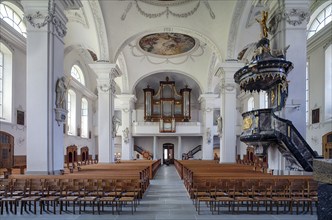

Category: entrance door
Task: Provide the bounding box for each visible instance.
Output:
[163,143,174,164]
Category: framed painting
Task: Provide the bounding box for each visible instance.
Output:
[17,110,24,125]
[312,108,319,124]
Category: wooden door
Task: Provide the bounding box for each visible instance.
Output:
[323,132,332,159]
[0,132,14,168]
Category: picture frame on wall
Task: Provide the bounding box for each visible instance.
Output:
[17,110,25,125]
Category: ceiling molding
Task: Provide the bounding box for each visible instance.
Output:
[139,0,192,7]
[227,0,247,59]
[65,6,89,28]
[88,0,109,61]
[116,52,130,94]
[61,0,83,10]
[122,0,205,20]
[0,22,26,53]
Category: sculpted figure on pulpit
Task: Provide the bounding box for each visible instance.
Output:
[256,11,269,39]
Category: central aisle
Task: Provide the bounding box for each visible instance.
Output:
[137,164,196,219]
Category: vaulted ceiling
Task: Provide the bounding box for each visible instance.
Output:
[64,0,266,100]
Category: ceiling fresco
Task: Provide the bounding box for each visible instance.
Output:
[138,33,196,57]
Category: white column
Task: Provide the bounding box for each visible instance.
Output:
[153,136,158,160]
[22,1,79,174]
[199,94,218,160]
[89,63,121,163]
[219,61,244,163]
[274,0,311,137]
[177,136,182,160]
[117,94,136,160]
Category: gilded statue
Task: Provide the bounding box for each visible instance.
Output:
[256,11,269,39]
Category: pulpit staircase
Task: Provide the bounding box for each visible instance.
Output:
[240,109,320,171]
[182,145,202,160]
[134,145,153,160]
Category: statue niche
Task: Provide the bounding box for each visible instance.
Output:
[143,77,191,132]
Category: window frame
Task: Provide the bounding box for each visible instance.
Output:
[0,2,27,38]
[81,97,88,138]
[67,89,77,135]
[70,65,85,86]
[307,2,332,39]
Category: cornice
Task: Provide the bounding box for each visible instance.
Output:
[0,22,26,52]
[69,78,97,100]
[307,23,332,54]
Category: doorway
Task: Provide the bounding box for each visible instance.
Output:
[163,143,174,164]
[0,131,14,169]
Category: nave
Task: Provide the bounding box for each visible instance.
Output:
[1,164,318,220]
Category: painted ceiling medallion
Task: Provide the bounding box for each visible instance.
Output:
[139,33,196,57]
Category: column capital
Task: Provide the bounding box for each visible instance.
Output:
[89,63,122,79]
[216,61,244,94]
[117,94,137,111]
[281,0,311,28]
[117,94,137,102]
[89,63,122,94]
[198,93,219,102]
[198,94,218,116]
[22,0,76,39]
[217,61,245,78]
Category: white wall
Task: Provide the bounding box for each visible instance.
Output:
[133,136,202,161]
[63,48,98,159]
[306,23,332,155]
[0,27,27,156]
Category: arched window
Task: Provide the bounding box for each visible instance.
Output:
[264,92,268,108]
[325,44,332,121]
[248,97,255,111]
[0,2,27,38]
[81,98,88,138]
[67,89,76,135]
[0,43,12,121]
[70,65,85,86]
[259,91,268,108]
[307,3,332,39]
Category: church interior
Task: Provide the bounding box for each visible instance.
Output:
[0,0,331,219]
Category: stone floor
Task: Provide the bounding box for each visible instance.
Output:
[1,164,318,220]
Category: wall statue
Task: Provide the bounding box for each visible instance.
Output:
[55,76,68,110]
